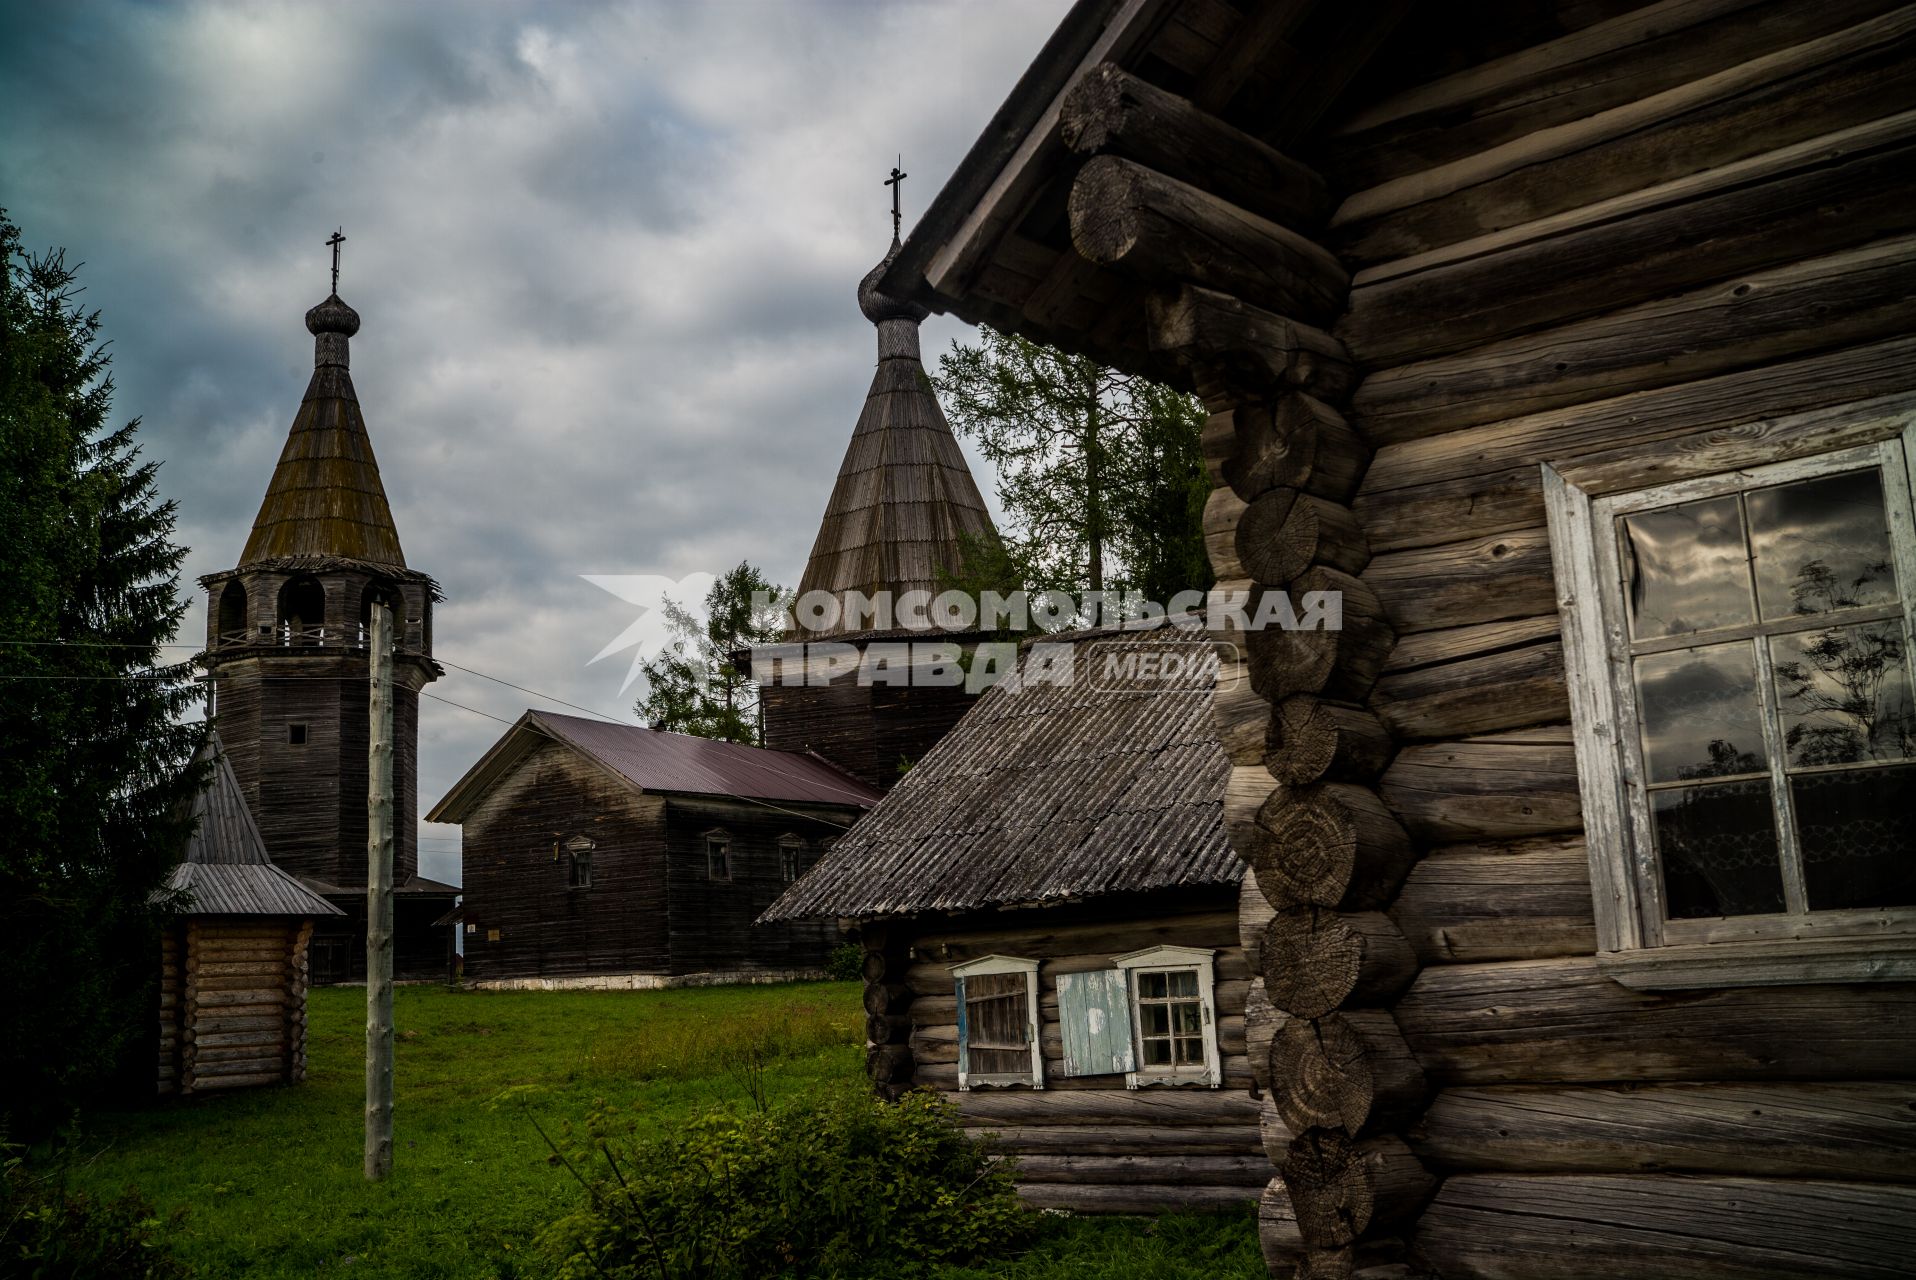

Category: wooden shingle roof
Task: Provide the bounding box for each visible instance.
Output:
[162,735,342,917]
[760,631,1234,922]
[239,293,407,569]
[791,241,998,637]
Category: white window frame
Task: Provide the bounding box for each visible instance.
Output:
[1545,418,1916,990]
[1112,945,1220,1088]
[951,954,1043,1091]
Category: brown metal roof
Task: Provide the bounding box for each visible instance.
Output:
[162,735,343,917]
[760,632,1235,922]
[427,710,883,824]
[240,293,407,569]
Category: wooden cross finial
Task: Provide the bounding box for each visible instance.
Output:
[884,159,907,241]
[326,228,346,295]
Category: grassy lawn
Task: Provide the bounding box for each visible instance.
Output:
[64,982,1262,1279]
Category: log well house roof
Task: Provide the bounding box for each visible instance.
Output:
[428,710,883,823]
[161,735,343,917]
[761,631,1233,921]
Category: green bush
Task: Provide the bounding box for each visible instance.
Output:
[1,1146,191,1279]
[539,1087,1035,1279]
[825,943,864,983]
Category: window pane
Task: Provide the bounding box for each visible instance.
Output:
[1176,1037,1205,1065]
[1137,972,1167,999]
[1621,496,1752,640]
[1167,970,1199,998]
[1173,1002,1202,1034]
[1652,779,1785,918]
[1634,642,1768,782]
[1143,1038,1172,1066]
[1140,1003,1170,1036]
[1795,765,1916,910]
[1748,469,1898,621]
[1771,623,1915,768]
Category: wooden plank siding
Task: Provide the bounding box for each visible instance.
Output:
[661,797,840,976]
[893,894,1266,1213]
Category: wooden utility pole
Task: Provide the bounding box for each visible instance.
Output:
[364,600,394,1180]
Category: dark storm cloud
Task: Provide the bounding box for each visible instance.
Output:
[0,0,1062,881]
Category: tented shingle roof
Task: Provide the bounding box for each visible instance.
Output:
[761,632,1235,921]
[162,735,342,917]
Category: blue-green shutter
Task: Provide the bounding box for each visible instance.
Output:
[1057,970,1135,1077]
[953,976,968,1073]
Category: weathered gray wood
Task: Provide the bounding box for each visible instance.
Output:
[1350,234,1916,445]
[1369,632,1567,741]
[1415,1174,1916,1279]
[911,910,1240,966]
[1363,528,1556,635]
[1340,120,1916,365]
[949,1088,1261,1127]
[1244,569,1395,704]
[1213,660,1270,765]
[1204,484,1249,578]
[1150,285,1355,402]
[1017,1182,1260,1214]
[1410,1082,1916,1180]
[1389,836,1597,964]
[1335,7,1916,264]
[1259,1176,1307,1274]
[1269,1009,1428,1136]
[1203,396,1368,505]
[1070,155,1349,325]
[1267,696,1393,785]
[1060,62,1333,231]
[1380,736,1582,845]
[973,1124,1264,1155]
[1396,956,1916,1083]
[1241,782,1415,911]
[1283,1132,1434,1246]
[1010,1153,1272,1185]
[365,601,394,1182]
[1237,489,1371,586]
[1261,908,1419,1018]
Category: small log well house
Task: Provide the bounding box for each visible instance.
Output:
[861,1,1916,1276]
[765,632,1270,1214]
[157,735,341,1095]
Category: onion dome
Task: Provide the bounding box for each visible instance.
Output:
[305,292,361,337]
[857,237,930,326]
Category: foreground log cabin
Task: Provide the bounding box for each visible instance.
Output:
[766,631,1270,1213]
[878,1,1916,1274]
[430,711,879,984]
[158,736,341,1095]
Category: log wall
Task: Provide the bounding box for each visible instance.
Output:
[888,893,1267,1213]
[159,917,310,1095]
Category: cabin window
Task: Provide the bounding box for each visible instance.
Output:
[287,723,307,746]
[950,955,1042,1090]
[1057,945,1220,1087]
[565,835,594,889]
[706,831,732,882]
[1545,433,1916,989]
[778,835,804,882]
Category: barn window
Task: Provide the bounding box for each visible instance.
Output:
[1545,430,1916,990]
[705,831,732,881]
[287,723,307,746]
[778,834,804,881]
[1057,946,1220,1087]
[950,954,1042,1090]
[565,835,594,889]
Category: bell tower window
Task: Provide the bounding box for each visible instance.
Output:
[277,576,326,644]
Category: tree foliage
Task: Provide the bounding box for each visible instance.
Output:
[635,562,787,744]
[0,211,205,1135]
[933,327,1210,605]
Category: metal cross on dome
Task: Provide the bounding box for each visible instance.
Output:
[884,160,906,240]
[326,228,345,295]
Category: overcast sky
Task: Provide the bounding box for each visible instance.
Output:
[0,0,1070,883]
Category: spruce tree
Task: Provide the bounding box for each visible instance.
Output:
[0,212,205,1134]
[635,562,786,745]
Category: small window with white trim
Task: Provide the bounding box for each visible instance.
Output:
[951,955,1042,1090]
[1546,428,1916,989]
[1055,945,1221,1088]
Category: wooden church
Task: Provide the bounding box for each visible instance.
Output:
[157,734,340,1095]
[871,0,1916,1275]
[199,282,457,984]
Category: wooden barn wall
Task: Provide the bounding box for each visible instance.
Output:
[660,797,842,975]
[1309,1,1916,1273]
[459,742,671,981]
[886,890,1268,1214]
[159,918,309,1095]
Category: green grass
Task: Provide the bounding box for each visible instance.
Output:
[64,982,1259,1279]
